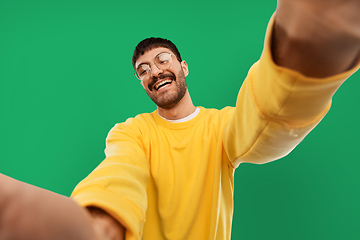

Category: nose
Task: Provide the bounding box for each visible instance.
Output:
[149,62,163,77]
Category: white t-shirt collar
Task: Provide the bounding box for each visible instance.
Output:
[158,107,200,123]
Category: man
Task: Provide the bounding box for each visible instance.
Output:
[0,1,359,240]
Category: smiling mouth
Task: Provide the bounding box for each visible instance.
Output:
[154,79,173,91]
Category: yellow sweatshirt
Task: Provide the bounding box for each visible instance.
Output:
[71,16,360,240]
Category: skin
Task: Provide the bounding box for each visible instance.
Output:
[273,0,360,77]
[0,173,98,240]
[0,1,359,239]
[88,207,125,240]
[0,173,125,240]
[135,47,196,120]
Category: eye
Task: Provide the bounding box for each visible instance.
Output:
[159,59,169,65]
[156,53,171,66]
[137,64,150,76]
[139,69,149,76]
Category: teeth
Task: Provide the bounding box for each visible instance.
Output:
[155,80,172,90]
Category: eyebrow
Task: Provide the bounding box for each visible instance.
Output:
[135,60,149,70]
[136,51,172,68]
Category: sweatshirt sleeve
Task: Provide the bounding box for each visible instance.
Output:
[71,118,149,240]
[223,13,360,168]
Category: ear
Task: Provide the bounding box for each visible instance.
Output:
[180,60,189,77]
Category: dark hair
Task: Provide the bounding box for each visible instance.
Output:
[132,37,182,69]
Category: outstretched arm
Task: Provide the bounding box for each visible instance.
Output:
[224,0,360,166]
[0,173,125,240]
[273,0,360,77]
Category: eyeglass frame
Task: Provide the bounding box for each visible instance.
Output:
[134,52,180,81]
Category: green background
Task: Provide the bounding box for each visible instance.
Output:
[1,0,359,239]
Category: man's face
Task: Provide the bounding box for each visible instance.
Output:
[135,47,189,109]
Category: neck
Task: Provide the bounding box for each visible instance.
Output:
[157,90,196,120]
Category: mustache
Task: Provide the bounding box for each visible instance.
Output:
[148,72,176,91]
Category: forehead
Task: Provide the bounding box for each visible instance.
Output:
[135,47,174,68]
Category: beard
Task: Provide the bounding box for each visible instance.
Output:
[145,69,187,109]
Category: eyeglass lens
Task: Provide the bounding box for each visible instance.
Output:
[136,52,172,80]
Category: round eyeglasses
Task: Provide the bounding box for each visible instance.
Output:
[135,52,174,81]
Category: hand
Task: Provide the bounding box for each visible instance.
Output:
[276,0,360,39]
[273,0,360,77]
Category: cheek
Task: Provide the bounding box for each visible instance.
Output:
[140,78,151,90]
